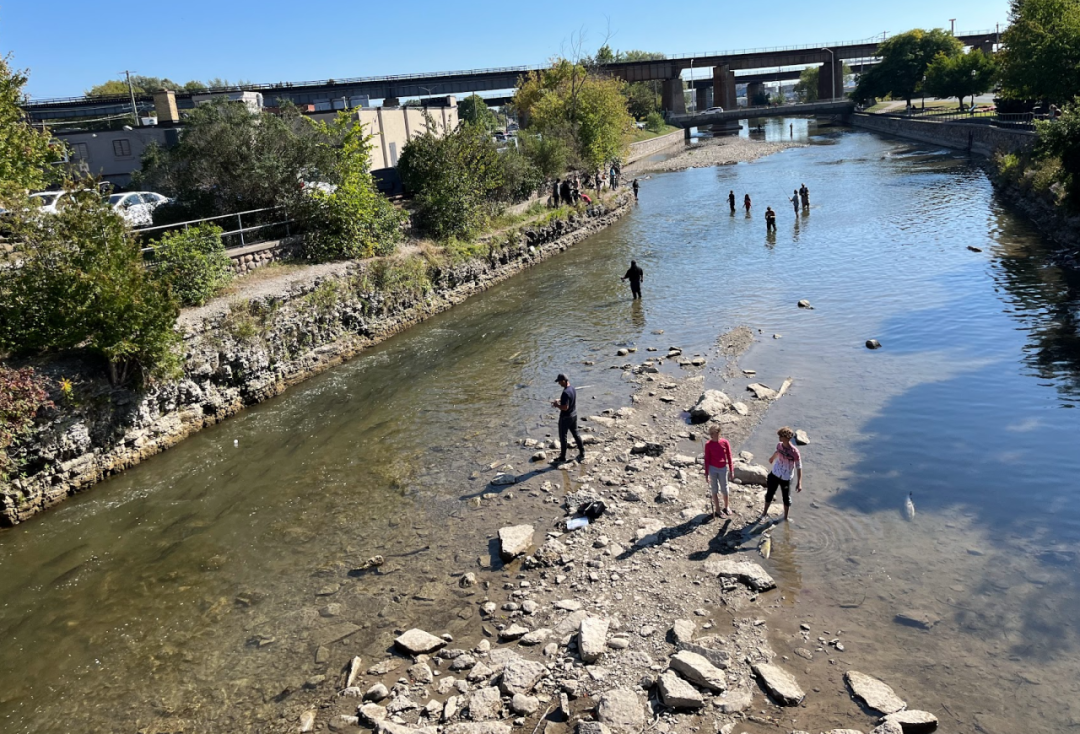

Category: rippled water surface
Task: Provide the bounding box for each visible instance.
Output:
[3,122,1080,733]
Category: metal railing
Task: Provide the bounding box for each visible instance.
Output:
[135,207,295,254]
[864,108,1039,131]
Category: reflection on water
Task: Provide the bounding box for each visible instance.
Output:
[2,122,1080,733]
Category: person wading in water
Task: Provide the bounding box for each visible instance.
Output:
[744,194,752,213]
[621,260,644,300]
[728,190,736,213]
[765,206,776,231]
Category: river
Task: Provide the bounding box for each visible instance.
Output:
[2,120,1080,733]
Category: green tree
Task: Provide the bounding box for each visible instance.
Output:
[852,29,963,104]
[135,100,340,219]
[0,189,181,385]
[85,75,198,97]
[0,57,63,207]
[398,120,507,240]
[151,224,233,306]
[298,113,406,261]
[458,94,499,130]
[795,67,820,103]
[923,49,998,110]
[518,128,574,179]
[999,0,1080,103]
[624,82,660,119]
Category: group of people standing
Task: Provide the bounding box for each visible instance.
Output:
[703,424,804,522]
[552,161,637,208]
[726,183,809,232]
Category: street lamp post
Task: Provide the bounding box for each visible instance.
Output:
[949,19,956,35]
[820,47,835,101]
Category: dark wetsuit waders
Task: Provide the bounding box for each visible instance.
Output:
[557,384,584,461]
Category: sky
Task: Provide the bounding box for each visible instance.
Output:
[3,0,1010,100]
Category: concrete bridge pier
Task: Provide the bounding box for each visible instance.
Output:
[663,78,686,115]
[696,86,709,112]
[817,60,844,101]
[747,81,765,105]
[713,64,737,110]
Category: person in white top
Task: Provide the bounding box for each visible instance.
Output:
[761,426,803,522]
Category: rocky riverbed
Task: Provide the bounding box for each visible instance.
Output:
[634,137,803,174]
[289,328,941,734]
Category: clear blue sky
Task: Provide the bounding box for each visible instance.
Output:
[3,0,1009,100]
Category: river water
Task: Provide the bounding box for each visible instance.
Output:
[2,121,1080,733]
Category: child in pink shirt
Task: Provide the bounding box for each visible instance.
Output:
[704,425,735,518]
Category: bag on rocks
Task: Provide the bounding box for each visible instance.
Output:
[577,501,607,521]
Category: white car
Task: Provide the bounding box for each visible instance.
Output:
[28,191,72,214]
[702,106,725,114]
[107,191,171,227]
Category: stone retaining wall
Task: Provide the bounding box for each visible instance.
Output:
[227,236,304,274]
[851,113,1035,157]
[1,195,633,526]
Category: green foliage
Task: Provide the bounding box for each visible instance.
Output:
[398,120,508,240]
[0,57,63,208]
[493,146,543,204]
[135,100,340,220]
[1000,0,1080,103]
[0,188,181,386]
[0,366,52,481]
[518,128,574,179]
[995,151,1024,181]
[151,224,233,306]
[298,114,406,261]
[85,75,207,97]
[644,111,666,133]
[366,257,434,301]
[852,29,963,104]
[1035,102,1080,205]
[513,58,633,169]
[624,82,661,119]
[795,67,820,103]
[923,49,998,109]
[459,94,499,130]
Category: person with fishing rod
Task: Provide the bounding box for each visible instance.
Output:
[551,373,585,464]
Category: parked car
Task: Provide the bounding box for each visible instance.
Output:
[702,106,725,114]
[107,191,171,227]
[27,190,70,214]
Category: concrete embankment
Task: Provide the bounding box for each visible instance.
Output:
[851,112,1035,157]
[625,129,686,164]
[1,195,633,526]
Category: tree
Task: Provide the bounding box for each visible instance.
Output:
[151,224,233,306]
[852,29,963,104]
[458,94,499,130]
[0,189,181,386]
[795,67,820,103]
[923,49,998,110]
[999,0,1080,103]
[135,100,340,220]
[85,75,198,97]
[624,82,660,119]
[1034,102,1080,205]
[0,56,63,207]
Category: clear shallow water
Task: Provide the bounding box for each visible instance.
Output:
[2,122,1080,733]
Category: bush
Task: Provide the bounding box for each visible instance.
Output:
[298,115,406,261]
[494,147,543,204]
[151,224,233,306]
[0,188,181,386]
[644,111,666,134]
[519,129,574,180]
[0,365,52,481]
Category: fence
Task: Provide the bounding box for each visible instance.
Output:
[135,207,294,254]
[870,108,1039,131]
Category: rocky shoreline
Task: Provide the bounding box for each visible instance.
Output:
[985,166,1080,271]
[2,194,633,526]
[633,137,803,174]
[290,328,941,734]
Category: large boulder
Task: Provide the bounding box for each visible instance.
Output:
[669,650,727,692]
[704,557,776,591]
[689,391,733,423]
[467,687,504,721]
[751,662,805,706]
[732,462,769,486]
[498,525,535,560]
[845,670,906,714]
[395,628,447,655]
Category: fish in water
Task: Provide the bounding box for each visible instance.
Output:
[905,492,916,521]
[759,533,772,560]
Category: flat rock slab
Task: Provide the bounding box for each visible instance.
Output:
[498,624,530,641]
[716,686,752,713]
[732,462,769,486]
[671,619,696,645]
[444,724,513,734]
[881,710,939,733]
[499,524,535,560]
[499,658,547,695]
[555,599,583,611]
[894,611,939,630]
[579,616,610,663]
[394,628,447,655]
[871,723,903,734]
[669,650,727,692]
[747,383,778,400]
[845,670,906,714]
[467,686,504,721]
[656,670,704,709]
[596,688,646,733]
[704,558,776,591]
[312,622,361,647]
[752,662,805,706]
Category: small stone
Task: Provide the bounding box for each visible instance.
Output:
[510,693,540,716]
[797,299,813,309]
[520,628,552,646]
[499,624,530,642]
[408,663,434,684]
[717,686,753,713]
[467,686,504,721]
[704,557,776,591]
[607,637,630,650]
[499,525,536,560]
[460,572,477,588]
[794,429,810,445]
[579,616,611,663]
[467,662,494,682]
[365,683,390,701]
[555,599,582,611]
[881,709,939,733]
[299,710,316,733]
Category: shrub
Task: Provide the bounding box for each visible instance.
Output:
[0,188,181,386]
[493,147,543,204]
[0,366,52,481]
[152,224,233,306]
[644,111,666,134]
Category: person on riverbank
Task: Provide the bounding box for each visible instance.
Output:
[761,426,803,522]
[560,179,572,207]
[790,190,800,215]
[621,260,644,300]
[632,179,640,200]
[552,374,584,463]
[552,179,561,208]
[728,190,736,213]
[765,206,776,231]
[704,424,735,518]
[799,183,809,208]
[744,194,752,213]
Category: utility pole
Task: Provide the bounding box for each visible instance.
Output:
[949,19,956,35]
[122,70,139,126]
